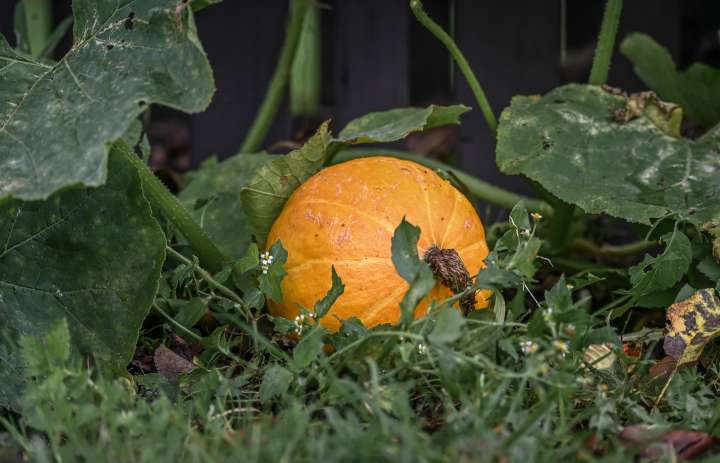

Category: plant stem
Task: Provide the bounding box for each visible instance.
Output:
[165,246,243,305]
[23,0,53,58]
[332,148,553,216]
[290,1,321,117]
[548,200,575,251]
[570,237,656,258]
[240,0,309,153]
[116,142,225,274]
[153,303,203,342]
[588,0,623,85]
[410,0,498,136]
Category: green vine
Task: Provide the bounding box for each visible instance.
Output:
[588,0,623,85]
[21,0,52,58]
[240,0,310,153]
[117,142,226,274]
[410,0,498,136]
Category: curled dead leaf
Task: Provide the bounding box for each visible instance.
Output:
[154,344,196,385]
[649,356,678,382]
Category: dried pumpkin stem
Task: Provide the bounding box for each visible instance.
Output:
[424,246,474,314]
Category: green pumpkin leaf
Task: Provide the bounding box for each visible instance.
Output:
[391,218,423,282]
[496,84,720,226]
[698,255,720,282]
[314,266,345,319]
[391,218,435,326]
[258,241,288,303]
[259,365,294,403]
[292,326,327,371]
[179,153,273,257]
[620,33,720,129]
[336,104,469,144]
[0,146,165,410]
[628,231,692,297]
[509,201,531,231]
[428,308,466,345]
[241,122,332,247]
[473,262,522,290]
[173,298,207,329]
[0,0,215,202]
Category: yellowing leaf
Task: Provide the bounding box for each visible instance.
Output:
[663,289,720,365]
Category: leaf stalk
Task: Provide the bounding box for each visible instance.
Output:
[409,0,498,136]
[117,142,226,273]
[240,0,310,153]
[588,0,623,85]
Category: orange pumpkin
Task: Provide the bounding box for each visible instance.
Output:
[266,156,491,331]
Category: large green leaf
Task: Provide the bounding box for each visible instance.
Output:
[337,104,469,144]
[620,33,720,129]
[0,146,165,410]
[628,231,692,297]
[241,122,332,247]
[0,0,214,201]
[179,153,273,258]
[496,84,720,225]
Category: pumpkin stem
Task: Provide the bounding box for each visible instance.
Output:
[424,246,474,314]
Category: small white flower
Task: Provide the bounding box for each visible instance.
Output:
[520,340,539,355]
[293,314,306,335]
[416,343,427,354]
[260,251,274,274]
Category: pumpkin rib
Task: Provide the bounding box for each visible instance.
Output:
[286,257,392,274]
[362,284,408,324]
[420,182,438,245]
[438,190,460,249]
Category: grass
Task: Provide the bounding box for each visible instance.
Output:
[3,214,719,462]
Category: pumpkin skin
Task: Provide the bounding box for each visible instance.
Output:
[266,156,491,331]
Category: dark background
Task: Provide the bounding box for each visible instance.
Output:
[2,0,719,204]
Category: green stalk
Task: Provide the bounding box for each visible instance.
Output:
[548,200,575,251]
[588,0,623,85]
[23,0,53,58]
[165,246,243,305]
[570,237,655,258]
[290,2,321,117]
[240,0,309,153]
[332,148,553,216]
[153,303,203,342]
[116,142,225,274]
[410,0,498,136]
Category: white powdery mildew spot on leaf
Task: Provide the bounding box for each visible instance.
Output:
[496,84,720,225]
[0,0,216,202]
